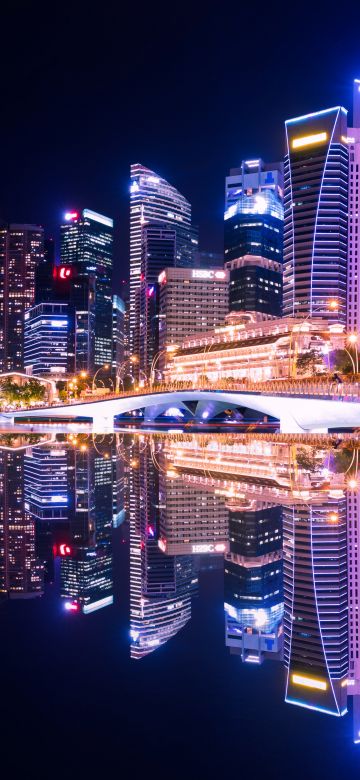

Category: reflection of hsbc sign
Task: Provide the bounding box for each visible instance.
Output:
[192,269,226,280]
[192,543,226,554]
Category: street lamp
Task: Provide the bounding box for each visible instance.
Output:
[92,364,111,393]
[347,333,359,374]
[116,355,139,392]
[289,299,340,379]
[150,345,179,389]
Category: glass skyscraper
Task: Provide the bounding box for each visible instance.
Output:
[224,159,284,317]
[129,164,193,362]
[284,107,348,321]
[0,224,44,372]
[60,209,113,372]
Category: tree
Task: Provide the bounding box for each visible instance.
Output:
[0,378,45,406]
[332,349,354,375]
[295,349,324,376]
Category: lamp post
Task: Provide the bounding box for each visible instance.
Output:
[116,355,139,392]
[347,333,359,374]
[289,299,339,379]
[150,345,179,389]
[92,364,111,393]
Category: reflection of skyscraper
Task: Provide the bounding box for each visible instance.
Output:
[129,440,196,658]
[224,503,283,664]
[129,165,193,360]
[60,446,114,614]
[0,449,44,598]
[347,485,360,743]
[283,502,348,716]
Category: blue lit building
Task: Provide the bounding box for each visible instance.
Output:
[224,159,284,317]
[24,302,70,377]
[112,295,125,380]
[284,107,348,321]
[60,209,113,373]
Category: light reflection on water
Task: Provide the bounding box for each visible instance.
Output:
[1,429,360,751]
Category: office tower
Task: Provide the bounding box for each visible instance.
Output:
[112,294,125,379]
[224,159,283,317]
[347,80,360,334]
[347,484,360,743]
[35,237,55,304]
[283,501,348,716]
[158,266,229,363]
[139,224,177,376]
[24,302,70,376]
[0,448,44,598]
[194,250,224,268]
[129,164,193,361]
[60,209,113,373]
[24,444,70,522]
[284,107,348,322]
[0,224,44,371]
[60,445,114,614]
[224,504,283,664]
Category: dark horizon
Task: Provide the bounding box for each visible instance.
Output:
[2,3,360,288]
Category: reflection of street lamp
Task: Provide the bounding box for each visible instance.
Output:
[116,355,138,392]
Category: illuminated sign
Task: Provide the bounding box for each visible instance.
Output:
[291,673,327,691]
[58,543,72,556]
[64,601,79,612]
[158,538,167,552]
[54,266,72,280]
[158,270,167,284]
[292,132,327,150]
[64,211,78,221]
[192,543,226,554]
[83,209,113,228]
[192,269,226,280]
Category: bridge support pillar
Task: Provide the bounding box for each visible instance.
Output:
[279,414,306,434]
[92,416,114,433]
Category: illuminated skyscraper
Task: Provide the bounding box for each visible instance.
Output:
[24,302,70,376]
[129,164,193,361]
[224,159,283,317]
[112,295,125,379]
[347,484,360,743]
[347,80,360,334]
[284,107,348,321]
[60,209,113,373]
[283,502,348,716]
[0,224,44,371]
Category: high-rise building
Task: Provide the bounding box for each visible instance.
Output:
[347,484,360,743]
[129,164,193,362]
[0,224,44,371]
[347,80,360,335]
[60,209,113,373]
[158,266,229,365]
[284,107,348,321]
[112,295,125,380]
[224,159,284,317]
[24,302,70,376]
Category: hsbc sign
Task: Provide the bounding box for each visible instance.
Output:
[192,269,226,280]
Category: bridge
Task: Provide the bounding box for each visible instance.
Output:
[2,388,360,433]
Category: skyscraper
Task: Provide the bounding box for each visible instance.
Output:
[24,302,70,376]
[0,224,44,371]
[347,80,360,335]
[284,107,348,321]
[112,294,125,380]
[129,164,193,362]
[60,209,113,373]
[224,159,284,317]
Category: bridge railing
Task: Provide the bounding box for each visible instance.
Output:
[2,377,359,414]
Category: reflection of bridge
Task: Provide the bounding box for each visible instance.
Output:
[2,389,360,433]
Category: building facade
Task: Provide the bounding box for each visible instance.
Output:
[284,107,348,322]
[0,224,44,372]
[129,164,193,362]
[112,295,125,380]
[24,302,70,376]
[347,80,360,335]
[60,209,113,373]
[158,267,229,368]
[224,159,284,317]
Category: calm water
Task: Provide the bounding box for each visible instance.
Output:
[1,430,360,777]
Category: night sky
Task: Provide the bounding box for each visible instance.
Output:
[2,3,360,287]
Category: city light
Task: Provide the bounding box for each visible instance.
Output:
[292,131,327,149]
[64,601,79,612]
[291,674,327,691]
[64,211,78,221]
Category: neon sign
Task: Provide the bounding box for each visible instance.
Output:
[192,270,226,280]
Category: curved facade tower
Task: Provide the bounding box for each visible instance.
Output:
[129,164,193,359]
[284,107,348,321]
